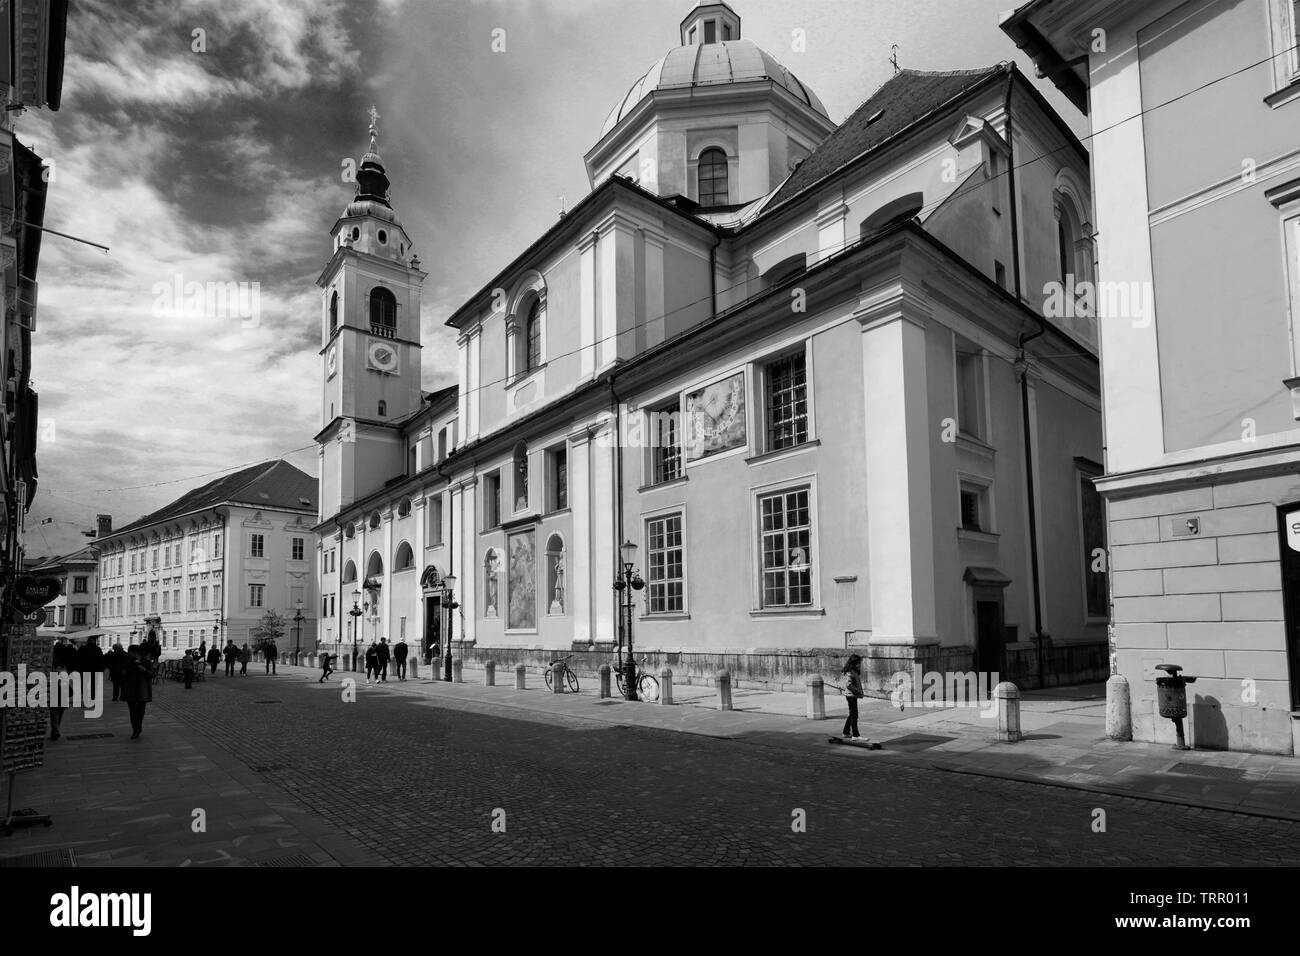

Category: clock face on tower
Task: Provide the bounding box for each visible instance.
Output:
[326,346,338,378]
[367,340,400,374]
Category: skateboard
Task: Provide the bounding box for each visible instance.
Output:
[828,737,881,749]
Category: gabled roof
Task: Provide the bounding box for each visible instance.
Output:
[109,460,315,538]
[767,65,1009,208]
[31,544,98,572]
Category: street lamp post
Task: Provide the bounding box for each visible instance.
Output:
[293,599,304,665]
[212,615,223,651]
[349,590,362,671]
[613,540,645,701]
[442,574,458,682]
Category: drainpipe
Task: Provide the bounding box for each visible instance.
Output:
[436,459,454,664]
[1007,72,1045,687]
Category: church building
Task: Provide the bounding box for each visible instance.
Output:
[315,2,1106,694]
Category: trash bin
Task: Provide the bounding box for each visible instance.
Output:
[1154,663,1197,751]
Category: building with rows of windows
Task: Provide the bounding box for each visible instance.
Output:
[316,2,1107,692]
[32,544,99,639]
[95,460,318,655]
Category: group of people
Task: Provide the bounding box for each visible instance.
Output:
[49,634,156,741]
[357,637,409,685]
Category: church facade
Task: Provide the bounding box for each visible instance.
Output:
[315,2,1106,693]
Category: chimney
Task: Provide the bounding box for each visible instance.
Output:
[96,514,112,538]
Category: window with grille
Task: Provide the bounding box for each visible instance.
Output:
[250,534,264,558]
[250,585,264,608]
[697,148,729,206]
[525,299,542,372]
[647,514,684,614]
[201,586,208,608]
[650,403,682,484]
[74,577,87,593]
[759,488,813,607]
[765,352,809,451]
[292,537,304,561]
[73,607,85,625]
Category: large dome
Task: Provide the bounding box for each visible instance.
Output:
[600,38,828,138]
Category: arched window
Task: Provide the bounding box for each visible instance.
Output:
[861,192,924,236]
[697,148,729,206]
[546,534,566,615]
[397,497,412,518]
[342,560,357,583]
[366,551,384,578]
[369,513,381,530]
[525,299,542,373]
[513,441,529,511]
[329,291,338,335]
[394,542,414,570]
[484,548,501,617]
[344,523,355,539]
[369,287,397,330]
[378,400,387,417]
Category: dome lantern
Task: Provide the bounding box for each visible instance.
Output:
[680,2,741,45]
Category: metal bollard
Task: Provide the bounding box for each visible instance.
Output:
[515,663,526,689]
[716,669,733,711]
[659,667,673,705]
[1105,674,1131,741]
[599,664,611,699]
[452,657,463,683]
[806,675,826,720]
[994,681,1021,742]
[551,660,566,694]
[485,661,495,686]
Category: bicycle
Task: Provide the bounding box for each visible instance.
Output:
[543,654,580,693]
[614,655,659,701]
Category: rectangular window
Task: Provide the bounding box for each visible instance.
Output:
[438,427,447,461]
[73,576,87,593]
[955,345,987,441]
[57,607,65,626]
[759,488,813,607]
[722,22,732,40]
[484,472,501,528]
[73,606,85,626]
[150,592,157,612]
[173,589,180,612]
[650,402,682,484]
[1079,469,1107,619]
[249,584,264,608]
[251,534,264,558]
[129,595,136,615]
[764,352,809,451]
[646,513,685,614]
[213,533,222,555]
[130,555,136,573]
[960,487,984,531]
[995,261,1007,289]
[292,537,305,561]
[547,446,568,512]
[151,549,158,570]
[430,495,444,546]
[162,592,169,612]
[201,586,209,608]
[117,597,123,616]
[213,585,221,608]
[704,19,716,42]
[189,587,196,610]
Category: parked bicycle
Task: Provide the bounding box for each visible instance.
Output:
[615,654,659,701]
[544,654,580,693]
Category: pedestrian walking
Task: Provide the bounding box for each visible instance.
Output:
[841,653,864,740]
[364,642,379,684]
[76,635,106,702]
[393,638,409,680]
[239,643,250,675]
[106,642,128,702]
[206,645,221,675]
[223,640,239,677]
[143,633,162,661]
[319,652,333,683]
[121,645,156,739]
[376,638,391,682]
[181,650,196,689]
[48,638,78,740]
[198,638,207,661]
[264,639,278,675]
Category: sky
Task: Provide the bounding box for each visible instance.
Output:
[22,0,1086,559]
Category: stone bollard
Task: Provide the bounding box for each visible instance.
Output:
[994,681,1021,742]
[485,661,495,686]
[806,675,826,720]
[551,660,566,694]
[716,670,733,711]
[599,664,611,699]
[452,657,463,683]
[659,667,673,705]
[409,658,419,679]
[515,663,526,689]
[1106,674,1132,741]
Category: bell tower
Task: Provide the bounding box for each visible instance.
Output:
[317,107,426,519]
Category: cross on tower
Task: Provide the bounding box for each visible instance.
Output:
[368,105,380,148]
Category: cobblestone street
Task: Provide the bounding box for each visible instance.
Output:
[119,671,1300,867]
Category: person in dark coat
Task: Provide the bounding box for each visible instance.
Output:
[364,642,379,684]
[48,638,78,740]
[143,634,162,661]
[376,638,391,682]
[121,645,156,739]
[181,650,196,688]
[263,639,278,675]
[106,642,128,701]
[238,643,251,675]
[206,645,221,675]
[841,654,865,740]
[393,639,409,681]
[197,638,207,660]
[318,652,333,683]
[222,640,238,676]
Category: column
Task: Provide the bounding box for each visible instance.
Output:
[579,232,598,377]
[643,227,666,350]
[591,418,616,642]
[815,193,848,265]
[568,427,594,643]
[857,280,939,645]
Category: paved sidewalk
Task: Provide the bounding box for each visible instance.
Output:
[333,661,1300,822]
